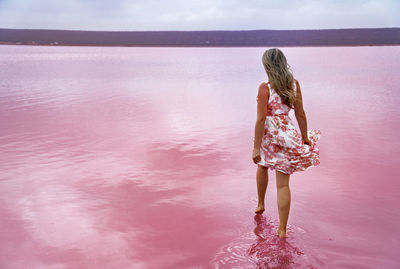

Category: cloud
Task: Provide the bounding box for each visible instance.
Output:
[0,0,398,30]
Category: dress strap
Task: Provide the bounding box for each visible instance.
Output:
[266,81,272,96]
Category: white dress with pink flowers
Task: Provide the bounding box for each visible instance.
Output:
[256,81,321,174]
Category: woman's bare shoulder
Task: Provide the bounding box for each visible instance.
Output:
[293,78,301,92]
[257,81,270,100]
[259,81,269,87]
[258,81,270,92]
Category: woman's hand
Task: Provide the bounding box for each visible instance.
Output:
[252,148,261,164]
[302,137,312,146]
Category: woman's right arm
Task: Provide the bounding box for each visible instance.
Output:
[293,80,311,145]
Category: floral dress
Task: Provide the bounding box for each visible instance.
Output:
[256,81,321,174]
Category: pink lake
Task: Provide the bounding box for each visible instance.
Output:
[0,45,399,269]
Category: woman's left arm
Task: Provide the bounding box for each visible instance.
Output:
[252,83,269,163]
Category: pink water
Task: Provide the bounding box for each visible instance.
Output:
[0,45,399,269]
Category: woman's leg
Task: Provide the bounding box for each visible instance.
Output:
[276,170,291,237]
[255,165,268,214]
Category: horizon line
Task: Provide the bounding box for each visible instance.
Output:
[1,26,399,32]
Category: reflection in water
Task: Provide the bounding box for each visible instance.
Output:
[212,214,318,268]
[248,215,304,268]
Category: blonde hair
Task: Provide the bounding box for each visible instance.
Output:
[262,48,295,108]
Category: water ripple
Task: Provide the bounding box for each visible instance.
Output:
[212,214,320,269]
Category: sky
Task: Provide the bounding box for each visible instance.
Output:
[0,0,399,31]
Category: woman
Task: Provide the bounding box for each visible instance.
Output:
[252,48,321,238]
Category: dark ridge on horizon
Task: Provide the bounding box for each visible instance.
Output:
[0,27,399,47]
[1,26,399,32]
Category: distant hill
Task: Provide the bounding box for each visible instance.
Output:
[0,27,399,47]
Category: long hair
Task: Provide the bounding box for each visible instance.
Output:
[262,48,295,108]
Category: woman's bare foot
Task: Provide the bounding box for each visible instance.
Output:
[254,204,265,214]
[277,227,286,238]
